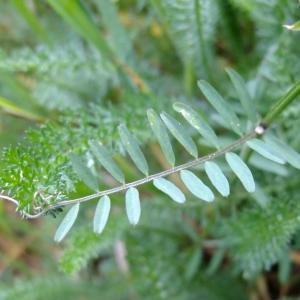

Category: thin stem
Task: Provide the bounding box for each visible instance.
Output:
[0,132,256,219]
[1,80,300,219]
[262,80,300,126]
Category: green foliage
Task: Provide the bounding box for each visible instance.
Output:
[0,0,300,298]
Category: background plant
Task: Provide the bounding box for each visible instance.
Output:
[0,0,300,299]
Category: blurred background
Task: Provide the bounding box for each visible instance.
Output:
[0,0,300,299]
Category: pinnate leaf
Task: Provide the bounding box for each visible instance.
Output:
[70,153,99,191]
[89,140,125,183]
[160,112,198,158]
[93,196,111,234]
[118,124,149,176]
[54,203,80,243]
[204,161,230,197]
[197,80,242,135]
[125,187,141,225]
[225,152,255,193]
[173,102,219,149]
[180,170,214,202]
[147,109,175,166]
[153,178,186,204]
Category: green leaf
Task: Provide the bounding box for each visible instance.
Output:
[93,196,111,234]
[204,161,230,197]
[197,80,242,135]
[70,153,99,191]
[247,139,285,164]
[160,112,198,158]
[47,0,113,58]
[89,140,125,183]
[118,124,149,176]
[54,203,80,243]
[249,153,289,177]
[264,135,300,169]
[180,170,214,202]
[226,68,257,123]
[225,152,255,193]
[153,178,186,204]
[173,102,219,149]
[125,187,141,225]
[147,109,175,166]
[283,21,300,31]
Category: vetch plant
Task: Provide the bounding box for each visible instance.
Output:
[1,74,300,242]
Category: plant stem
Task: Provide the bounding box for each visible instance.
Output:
[262,80,300,127]
[1,80,300,219]
[0,132,256,219]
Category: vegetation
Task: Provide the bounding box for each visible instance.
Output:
[0,0,300,299]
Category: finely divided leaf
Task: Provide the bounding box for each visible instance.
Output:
[93,196,111,234]
[54,203,80,243]
[180,170,214,202]
[225,152,255,193]
[204,161,230,197]
[89,140,125,183]
[264,135,300,169]
[197,80,242,135]
[247,139,285,164]
[226,68,257,123]
[118,124,149,176]
[160,112,198,158]
[153,178,186,204]
[147,109,175,166]
[173,102,219,149]
[125,187,141,225]
[70,153,99,191]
